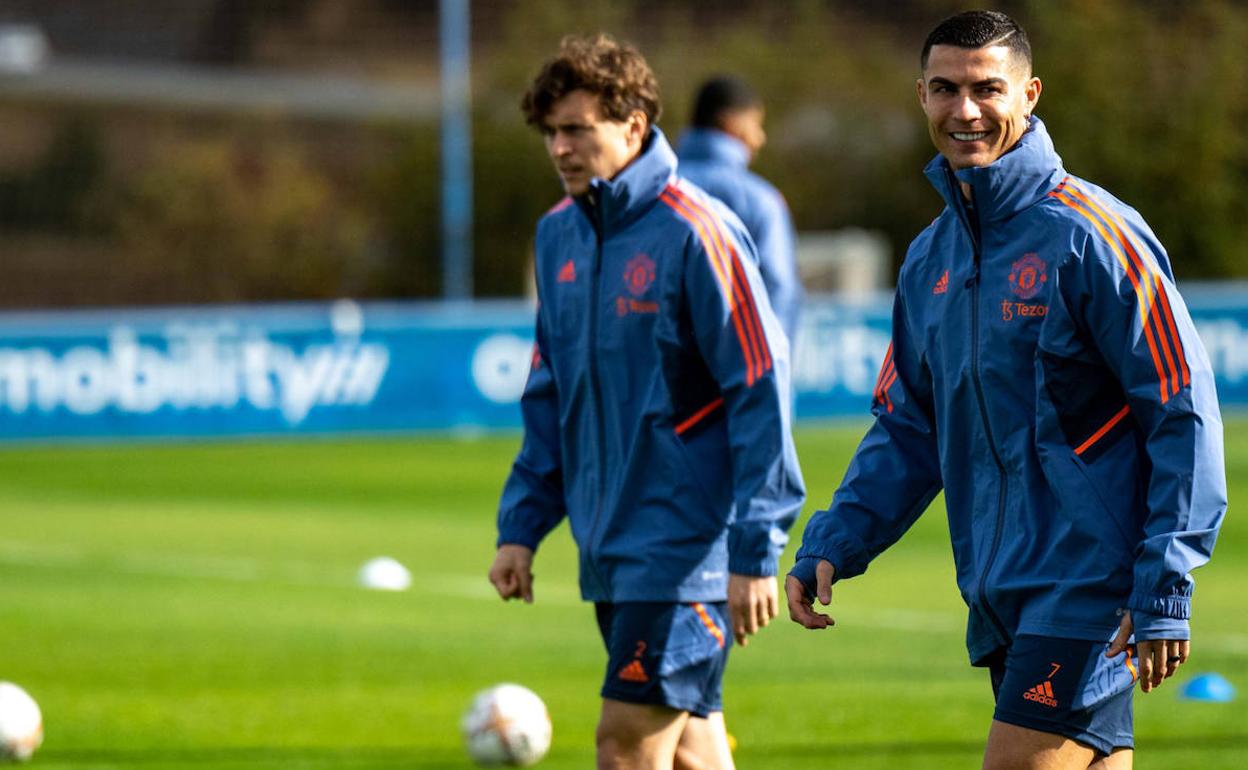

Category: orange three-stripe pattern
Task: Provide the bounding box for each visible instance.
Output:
[691,602,725,649]
[1048,177,1190,404]
[660,183,773,386]
[873,342,897,413]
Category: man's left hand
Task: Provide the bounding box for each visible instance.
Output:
[728,574,778,647]
[1106,610,1190,693]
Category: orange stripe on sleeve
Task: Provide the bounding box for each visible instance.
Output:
[873,343,896,413]
[880,365,898,413]
[660,191,761,384]
[660,191,734,301]
[663,186,772,384]
[729,250,773,373]
[873,343,894,402]
[1090,194,1192,390]
[881,365,899,394]
[1065,183,1184,396]
[1152,280,1191,388]
[1049,189,1171,403]
[668,187,771,378]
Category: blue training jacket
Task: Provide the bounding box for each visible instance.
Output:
[498,127,805,603]
[792,118,1226,663]
[677,128,804,344]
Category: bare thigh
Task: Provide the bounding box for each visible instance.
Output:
[983,719,1130,770]
[1090,748,1132,769]
[596,698,689,770]
[674,712,735,770]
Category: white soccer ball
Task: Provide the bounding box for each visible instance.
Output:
[0,682,43,763]
[460,683,552,767]
[357,556,411,591]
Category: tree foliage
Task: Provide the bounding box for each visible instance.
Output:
[466,0,1248,292]
[2,0,1246,306]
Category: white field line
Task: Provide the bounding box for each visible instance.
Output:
[0,538,343,588]
[0,539,85,565]
[3,538,1247,656]
[112,552,264,582]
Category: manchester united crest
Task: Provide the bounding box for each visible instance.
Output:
[624,254,656,297]
[1009,253,1047,300]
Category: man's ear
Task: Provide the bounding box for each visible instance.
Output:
[1024,76,1042,117]
[627,110,649,148]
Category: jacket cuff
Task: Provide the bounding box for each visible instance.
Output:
[496,524,542,552]
[728,555,778,577]
[727,523,786,577]
[1127,591,1191,620]
[794,541,862,580]
[787,557,819,597]
[1131,610,1190,641]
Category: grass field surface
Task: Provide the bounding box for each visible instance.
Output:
[1,421,1244,769]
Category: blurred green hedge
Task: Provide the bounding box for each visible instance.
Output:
[1,0,1245,307]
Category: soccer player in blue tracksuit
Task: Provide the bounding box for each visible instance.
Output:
[490,35,804,770]
[677,76,804,347]
[787,12,1225,769]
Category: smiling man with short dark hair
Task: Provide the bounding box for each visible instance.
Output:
[787,10,1226,769]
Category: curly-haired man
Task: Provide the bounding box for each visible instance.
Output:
[491,34,804,770]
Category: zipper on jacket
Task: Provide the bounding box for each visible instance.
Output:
[582,193,611,595]
[954,180,1012,646]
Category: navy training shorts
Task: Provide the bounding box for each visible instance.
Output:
[595,601,731,718]
[986,634,1138,756]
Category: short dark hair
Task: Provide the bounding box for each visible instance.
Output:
[521,34,661,130]
[920,10,1032,73]
[691,75,761,129]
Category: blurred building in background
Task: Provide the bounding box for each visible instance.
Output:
[0,0,1246,310]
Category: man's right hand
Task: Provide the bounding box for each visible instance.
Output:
[489,544,535,603]
[785,559,836,629]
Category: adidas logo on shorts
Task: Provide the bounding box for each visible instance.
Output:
[1023,680,1058,707]
[618,660,649,683]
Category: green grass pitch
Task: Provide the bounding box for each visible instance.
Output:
[0,421,1244,769]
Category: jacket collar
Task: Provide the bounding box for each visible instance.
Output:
[578,126,677,232]
[923,116,1066,224]
[676,128,750,169]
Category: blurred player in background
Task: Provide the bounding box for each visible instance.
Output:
[787,10,1225,769]
[490,34,804,770]
[677,75,803,347]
